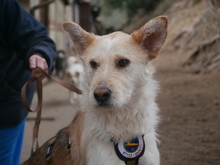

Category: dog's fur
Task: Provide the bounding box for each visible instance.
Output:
[22,16,168,165]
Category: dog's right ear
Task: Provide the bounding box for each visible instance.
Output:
[63,22,94,55]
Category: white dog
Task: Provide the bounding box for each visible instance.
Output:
[23,16,168,165]
[66,56,84,104]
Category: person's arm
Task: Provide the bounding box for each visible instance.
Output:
[3,0,57,74]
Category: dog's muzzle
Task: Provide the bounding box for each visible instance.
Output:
[93,87,112,107]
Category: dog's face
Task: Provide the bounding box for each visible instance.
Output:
[82,33,148,108]
[63,16,168,109]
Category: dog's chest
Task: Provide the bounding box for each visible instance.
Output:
[84,139,151,165]
[79,125,158,165]
[84,138,125,165]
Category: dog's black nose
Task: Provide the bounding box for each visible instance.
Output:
[94,87,111,102]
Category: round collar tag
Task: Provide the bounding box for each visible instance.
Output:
[114,136,145,161]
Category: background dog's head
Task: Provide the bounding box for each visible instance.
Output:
[63,16,168,110]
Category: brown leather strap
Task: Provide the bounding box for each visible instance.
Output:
[127,160,137,165]
[21,67,82,154]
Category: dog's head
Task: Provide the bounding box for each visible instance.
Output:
[63,16,168,110]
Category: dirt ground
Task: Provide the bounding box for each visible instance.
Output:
[21,52,220,164]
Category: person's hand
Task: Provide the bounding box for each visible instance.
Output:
[29,55,48,79]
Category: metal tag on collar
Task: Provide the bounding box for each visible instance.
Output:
[114,136,145,164]
[67,137,71,151]
[46,140,56,162]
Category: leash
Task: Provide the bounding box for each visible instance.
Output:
[21,67,82,154]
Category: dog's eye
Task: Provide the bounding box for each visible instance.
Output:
[90,61,98,69]
[117,59,130,68]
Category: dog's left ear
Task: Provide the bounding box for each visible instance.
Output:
[131,16,168,60]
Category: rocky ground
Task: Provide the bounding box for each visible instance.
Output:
[21,52,220,165]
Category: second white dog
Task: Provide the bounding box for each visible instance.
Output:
[66,56,84,104]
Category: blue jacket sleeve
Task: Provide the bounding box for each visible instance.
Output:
[3,0,57,74]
